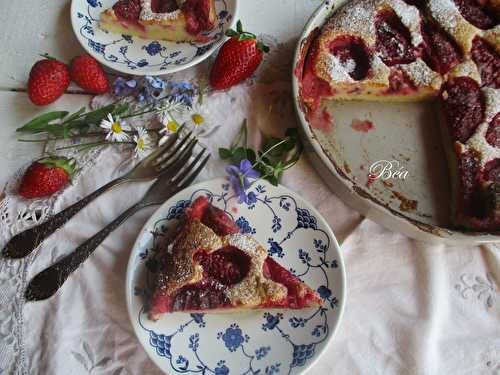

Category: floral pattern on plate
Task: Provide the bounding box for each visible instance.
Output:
[126,178,346,375]
[71,0,237,75]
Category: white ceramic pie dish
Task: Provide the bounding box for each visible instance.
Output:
[292,0,500,245]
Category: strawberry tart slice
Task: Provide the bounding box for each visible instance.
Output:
[99,0,217,42]
[148,196,322,320]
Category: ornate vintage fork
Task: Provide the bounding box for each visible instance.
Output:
[25,144,210,301]
[2,127,192,259]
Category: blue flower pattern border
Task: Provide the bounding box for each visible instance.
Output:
[134,182,341,375]
[75,0,232,71]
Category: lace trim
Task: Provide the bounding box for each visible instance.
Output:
[0,145,103,374]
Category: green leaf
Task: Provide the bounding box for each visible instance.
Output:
[256,41,270,53]
[218,148,232,160]
[84,104,116,125]
[16,111,69,133]
[236,20,243,33]
[225,29,238,37]
[231,147,247,165]
[230,119,248,150]
[246,148,257,164]
[238,32,256,41]
[64,107,86,124]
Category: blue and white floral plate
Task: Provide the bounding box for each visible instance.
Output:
[126,178,346,374]
[70,0,237,75]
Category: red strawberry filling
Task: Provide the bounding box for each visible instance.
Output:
[328,35,371,81]
[171,279,230,311]
[486,113,500,147]
[187,196,240,235]
[452,0,498,30]
[442,77,484,143]
[459,150,481,217]
[113,0,141,21]
[483,158,500,182]
[387,68,417,94]
[401,0,425,7]
[262,258,321,309]
[194,246,251,285]
[375,8,416,66]
[182,0,214,35]
[151,0,178,13]
[471,36,500,89]
[420,21,462,74]
[300,30,333,111]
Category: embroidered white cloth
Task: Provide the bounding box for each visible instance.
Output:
[1,6,500,375]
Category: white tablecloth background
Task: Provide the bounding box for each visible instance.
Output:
[0,1,499,374]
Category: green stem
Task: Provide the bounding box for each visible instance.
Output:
[55,140,134,151]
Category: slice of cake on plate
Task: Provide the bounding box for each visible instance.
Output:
[148,196,322,320]
[99,0,217,42]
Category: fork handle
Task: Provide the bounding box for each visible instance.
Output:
[25,202,145,301]
[2,177,125,259]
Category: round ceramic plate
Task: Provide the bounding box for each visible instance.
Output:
[292,1,500,245]
[70,0,237,75]
[126,178,346,375]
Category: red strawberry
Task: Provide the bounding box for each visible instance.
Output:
[28,58,70,106]
[70,54,109,94]
[209,20,269,90]
[19,157,76,199]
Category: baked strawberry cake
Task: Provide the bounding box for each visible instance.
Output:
[148,196,322,319]
[99,0,217,42]
[297,0,500,231]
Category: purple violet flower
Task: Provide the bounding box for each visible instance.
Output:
[225,159,260,204]
[113,77,137,97]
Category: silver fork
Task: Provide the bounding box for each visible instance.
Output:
[25,146,210,301]
[2,127,192,259]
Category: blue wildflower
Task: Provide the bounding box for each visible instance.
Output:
[137,76,166,103]
[225,159,260,204]
[113,76,137,97]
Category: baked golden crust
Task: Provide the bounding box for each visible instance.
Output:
[302,0,500,231]
[99,0,217,42]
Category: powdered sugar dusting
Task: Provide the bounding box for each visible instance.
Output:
[483,88,500,123]
[427,0,460,34]
[140,0,182,21]
[400,59,441,87]
[388,0,424,46]
[370,54,391,84]
[327,55,355,82]
[465,121,500,168]
[325,0,377,43]
[449,60,482,83]
[223,234,287,305]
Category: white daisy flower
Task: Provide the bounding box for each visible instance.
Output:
[100,113,131,142]
[158,111,181,146]
[161,96,189,114]
[133,127,152,159]
[182,101,219,138]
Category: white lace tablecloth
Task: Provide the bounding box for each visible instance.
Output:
[1,1,500,374]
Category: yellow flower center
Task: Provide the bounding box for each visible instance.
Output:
[191,113,204,125]
[138,138,145,150]
[167,120,178,132]
[111,122,122,134]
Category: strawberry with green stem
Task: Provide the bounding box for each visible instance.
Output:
[19,156,76,199]
[210,20,269,90]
